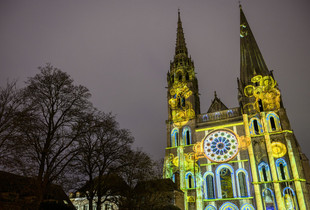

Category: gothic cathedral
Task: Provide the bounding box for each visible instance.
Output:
[163,6,310,210]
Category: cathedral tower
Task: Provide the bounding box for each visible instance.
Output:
[163,6,310,210]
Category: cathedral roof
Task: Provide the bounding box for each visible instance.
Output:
[239,5,270,86]
[207,91,228,113]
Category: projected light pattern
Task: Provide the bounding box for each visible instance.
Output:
[169,81,195,125]
[243,75,281,113]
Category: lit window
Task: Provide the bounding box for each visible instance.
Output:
[206,175,215,199]
[270,116,276,131]
[283,187,299,210]
[237,170,249,197]
[171,129,179,147]
[266,112,281,132]
[220,168,233,198]
[262,188,277,210]
[253,120,259,134]
[258,99,263,112]
[186,172,195,189]
[182,126,191,145]
[215,164,237,199]
[276,158,290,181]
[250,117,263,135]
[258,162,272,182]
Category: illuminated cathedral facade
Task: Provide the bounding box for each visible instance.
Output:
[163,6,310,210]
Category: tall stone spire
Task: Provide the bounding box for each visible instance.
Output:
[170,9,194,72]
[167,10,200,119]
[175,9,188,58]
[240,5,270,86]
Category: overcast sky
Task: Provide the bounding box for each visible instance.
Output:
[1,0,310,161]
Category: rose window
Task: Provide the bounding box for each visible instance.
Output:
[203,130,239,162]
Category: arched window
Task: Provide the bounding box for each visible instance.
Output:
[170,128,179,147]
[236,169,250,197]
[186,72,189,81]
[250,117,263,135]
[219,202,238,210]
[189,175,193,188]
[205,205,216,210]
[258,162,272,182]
[262,167,268,181]
[253,120,259,135]
[203,172,215,199]
[186,172,195,189]
[178,74,182,81]
[270,117,276,131]
[241,203,255,210]
[283,187,299,210]
[266,112,281,132]
[182,126,191,145]
[238,173,246,196]
[220,168,233,198]
[181,97,185,107]
[171,76,174,84]
[215,164,237,199]
[262,188,277,210]
[258,99,263,112]
[186,130,190,144]
[215,112,220,120]
[206,175,215,199]
[227,110,233,117]
[276,158,290,181]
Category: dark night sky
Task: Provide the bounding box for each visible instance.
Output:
[1,0,310,161]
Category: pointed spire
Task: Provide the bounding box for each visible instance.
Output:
[240,5,270,86]
[175,9,188,58]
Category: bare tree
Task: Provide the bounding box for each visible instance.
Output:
[75,111,134,210]
[12,64,92,204]
[0,80,23,165]
[119,149,155,209]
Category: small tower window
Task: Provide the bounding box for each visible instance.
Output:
[171,129,179,147]
[270,116,276,131]
[181,97,185,107]
[171,76,174,83]
[262,166,268,182]
[253,120,259,135]
[276,158,289,181]
[178,74,182,81]
[186,72,189,81]
[186,172,195,189]
[279,163,286,180]
[258,162,272,182]
[183,127,191,145]
[188,175,192,188]
[186,130,190,145]
[258,99,263,112]
[175,132,179,146]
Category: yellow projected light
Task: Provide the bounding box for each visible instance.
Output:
[169,81,195,126]
[239,136,251,150]
[271,142,287,158]
[244,75,281,112]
